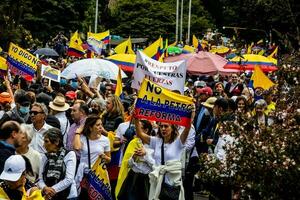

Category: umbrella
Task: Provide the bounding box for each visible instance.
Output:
[164,51,238,75]
[34,48,59,56]
[167,46,182,55]
[224,54,278,72]
[106,54,136,72]
[61,58,127,80]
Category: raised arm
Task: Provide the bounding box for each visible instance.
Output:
[134,118,150,145]
[180,107,195,144]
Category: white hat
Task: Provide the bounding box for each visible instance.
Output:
[0,155,26,181]
[49,96,70,112]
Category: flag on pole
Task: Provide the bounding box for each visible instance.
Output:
[192,35,203,51]
[115,67,123,97]
[67,31,85,57]
[250,65,275,90]
[143,36,164,60]
[268,46,278,58]
[114,37,135,54]
[247,42,254,54]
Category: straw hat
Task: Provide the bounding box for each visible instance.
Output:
[49,96,70,112]
[201,97,217,109]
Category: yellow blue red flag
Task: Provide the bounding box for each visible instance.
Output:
[134,79,194,127]
[114,37,135,54]
[250,65,275,90]
[143,37,164,60]
[115,67,123,97]
[67,31,85,57]
[87,30,110,54]
[7,43,39,77]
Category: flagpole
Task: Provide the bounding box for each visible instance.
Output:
[180,0,183,43]
[176,0,179,42]
[187,0,192,44]
[94,0,99,33]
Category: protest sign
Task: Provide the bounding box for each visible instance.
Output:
[135,79,194,127]
[41,64,61,82]
[7,43,39,77]
[131,51,186,94]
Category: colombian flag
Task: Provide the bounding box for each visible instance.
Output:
[114,37,135,54]
[143,37,164,61]
[67,31,85,57]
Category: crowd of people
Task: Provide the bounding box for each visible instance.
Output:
[0,35,297,200]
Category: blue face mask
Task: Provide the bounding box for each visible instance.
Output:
[70,81,78,89]
[60,79,67,86]
[19,106,30,115]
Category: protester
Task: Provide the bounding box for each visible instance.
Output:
[49,95,70,145]
[0,121,24,173]
[73,115,111,197]
[29,102,53,154]
[224,74,244,97]
[0,155,44,200]
[38,128,77,200]
[117,120,155,200]
[134,116,193,200]
[0,90,31,125]
[16,123,41,183]
[66,102,88,151]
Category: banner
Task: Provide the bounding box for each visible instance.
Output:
[41,64,61,82]
[7,43,39,77]
[0,56,8,77]
[80,155,112,200]
[131,51,186,94]
[135,79,193,127]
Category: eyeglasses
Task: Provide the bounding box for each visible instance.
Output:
[30,111,43,115]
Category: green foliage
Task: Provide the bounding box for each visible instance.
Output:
[109,0,214,42]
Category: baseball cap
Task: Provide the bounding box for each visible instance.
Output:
[194,80,206,88]
[65,91,77,100]
[196,87,213,96]
[0,155,26,181]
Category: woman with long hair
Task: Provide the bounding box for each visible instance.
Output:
[101,95,124,198]
[101,95,124,134]
[134,117,192,200]
[73,115,111,198]
[235,96,251,118]
[38,128,77,200]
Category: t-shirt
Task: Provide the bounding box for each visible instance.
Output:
[79,135,110,167]
[150,136,184,166]
[115,121,131,166]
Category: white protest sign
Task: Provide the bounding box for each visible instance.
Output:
[131,51,187,94]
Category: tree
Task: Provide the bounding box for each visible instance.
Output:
[108,0,214,42]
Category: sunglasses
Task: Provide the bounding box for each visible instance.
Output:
[30,111,43,115]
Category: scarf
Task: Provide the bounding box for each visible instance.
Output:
[45,148,67,182]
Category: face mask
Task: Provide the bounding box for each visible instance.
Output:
[70,81,78,89]
[19,106,30,115]
[60,79,67,86]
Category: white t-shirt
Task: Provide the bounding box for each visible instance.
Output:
[150,136,184,166]
[115,121,131,166]
[79,135,110,167]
